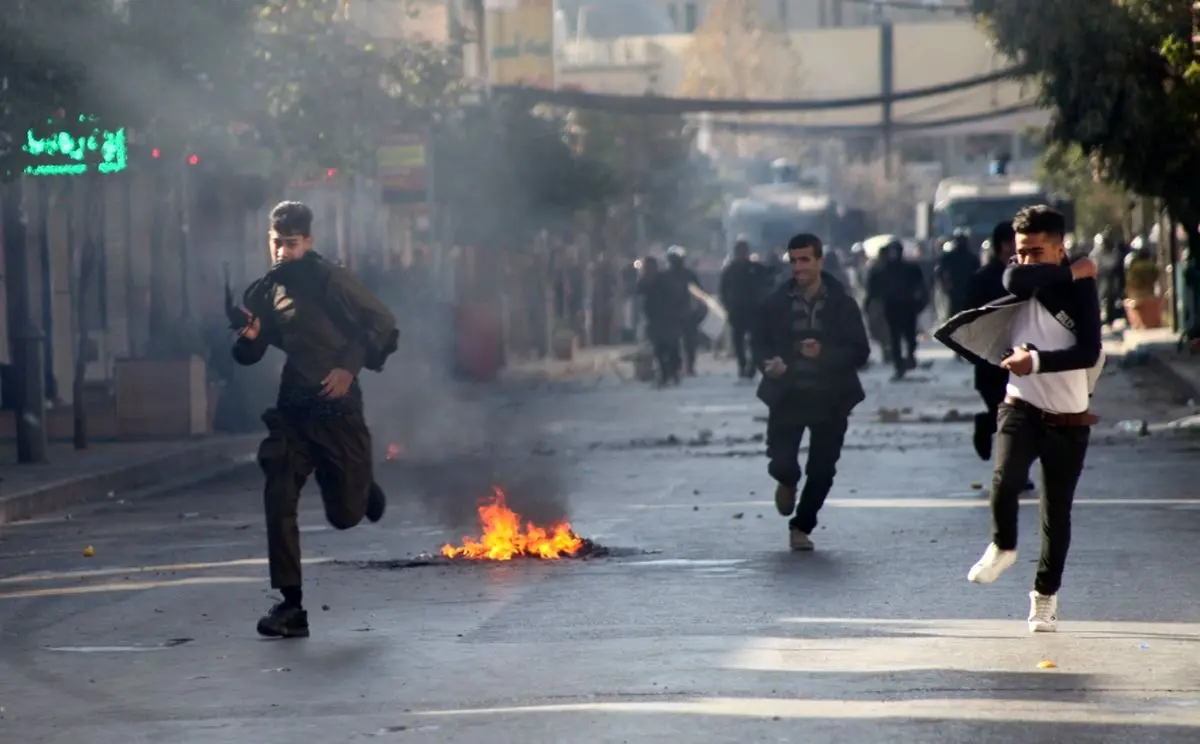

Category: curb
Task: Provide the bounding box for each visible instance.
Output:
[0,438,259,526]
[1143,350,1200,404]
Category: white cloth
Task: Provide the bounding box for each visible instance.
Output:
[1005,301,1090,414]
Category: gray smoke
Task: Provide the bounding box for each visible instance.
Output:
[361,304,569,534]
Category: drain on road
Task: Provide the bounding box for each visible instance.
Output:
[335,544,654,571]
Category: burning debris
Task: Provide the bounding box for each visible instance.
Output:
[440,488,591,561]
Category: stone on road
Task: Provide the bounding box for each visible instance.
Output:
[2,346,1199,743]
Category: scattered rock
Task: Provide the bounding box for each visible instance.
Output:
[732,512,744,519]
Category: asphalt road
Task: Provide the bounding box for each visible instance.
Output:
[2,345,1200,743]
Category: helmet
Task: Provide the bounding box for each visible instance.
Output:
[666,245,687,259]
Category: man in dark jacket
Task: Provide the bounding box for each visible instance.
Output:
[966,221,1017,460]
[864,240,929,380]
[720,239,770,378]
[753,233,871,552]
[935,233,979,322]
[665,246,705,375]
[233,201,398,639]
[638,256,685,386]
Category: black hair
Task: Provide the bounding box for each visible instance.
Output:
[269,201,314,237]
[991,220,1016,248]
[787,233,823,258]
[1012,205,1065,239]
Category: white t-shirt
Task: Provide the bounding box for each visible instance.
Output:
[1005,301,1090,414]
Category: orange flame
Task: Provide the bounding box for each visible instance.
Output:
[441,488,584,561]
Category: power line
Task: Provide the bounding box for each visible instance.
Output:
[842,0,971,14]
[494,66,1026,114]
[703,101,1041,137]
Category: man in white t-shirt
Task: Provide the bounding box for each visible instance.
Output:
[935,205,1103,633]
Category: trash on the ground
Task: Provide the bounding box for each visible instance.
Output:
[878,407,901,423]
[692,505,699,511]
[262,667,291,673]
[970,482,983,490]
[179,512,200,519]
[1138,643,1150,650]
[106,491,115,498]
[732,512,744,519]
[82,545,95,558]
[322,604,331,611]
[1114,419,1150,436]
[943,409,965,422]
[1037,660,1057,669]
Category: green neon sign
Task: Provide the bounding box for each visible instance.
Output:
[22,115,128,176]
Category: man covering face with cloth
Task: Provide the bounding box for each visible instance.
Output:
[934,205,1104,634]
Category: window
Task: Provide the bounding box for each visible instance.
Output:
[684,2,697,32]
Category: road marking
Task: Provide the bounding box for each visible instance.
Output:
[626,498,1200,510]
[410,696,1200,725]
[0,557,332,585]
[0,576,258,600]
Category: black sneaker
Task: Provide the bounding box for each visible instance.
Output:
[256,601,310,639]
[774,483,797,517]
[366,482,387,523]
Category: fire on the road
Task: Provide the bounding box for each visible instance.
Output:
[441,488,584,561]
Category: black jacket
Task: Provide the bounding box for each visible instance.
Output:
[233,252,398,401]
[934,262,1104,392]
[752,273,870,413]
[720,259,771,320]
[964,259,1010,396]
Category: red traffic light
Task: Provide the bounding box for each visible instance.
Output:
[187,154,199,166]
[151,148,161,159]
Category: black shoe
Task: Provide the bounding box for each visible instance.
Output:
[774,483,797,517]
[366,482,387,523]
[257,601,310,639]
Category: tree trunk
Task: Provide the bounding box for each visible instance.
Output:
[70,177,102,450]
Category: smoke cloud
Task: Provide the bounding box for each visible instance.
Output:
[361,303,570,533]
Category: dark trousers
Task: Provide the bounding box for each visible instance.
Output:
[651,337,681,383]
[682,326,699,374]
[973,376,1007,457]
[766,405,849,533]
[258,407,374,589]
[729,316,753,376]
[990,402,1090,596]
[885,303,918,374]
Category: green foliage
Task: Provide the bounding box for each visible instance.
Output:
[1036,141,1128,238]
[0,1,116,179]
[434,100,621,248]
[1,0,463,180]
[972,0,1200,223]
[571,110,719,243]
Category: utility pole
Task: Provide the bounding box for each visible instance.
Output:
[879,21,894,180]
[2,179,48,463]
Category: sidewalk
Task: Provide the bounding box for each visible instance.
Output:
[499,344,639,382]
[0,435,260,526]
[1120,327,1200,402]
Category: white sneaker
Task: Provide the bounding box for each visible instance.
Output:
[789,530,814,552]
[1028,591,1058,632]
[967,544,1017,584]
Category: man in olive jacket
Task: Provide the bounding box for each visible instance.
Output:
[753,233,871,552]
[233,201,398,639]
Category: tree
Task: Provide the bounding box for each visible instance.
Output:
[1036,142,1131,241]
[571,110,719,247]
[677,0,806,158]
[972,0,1200,237]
